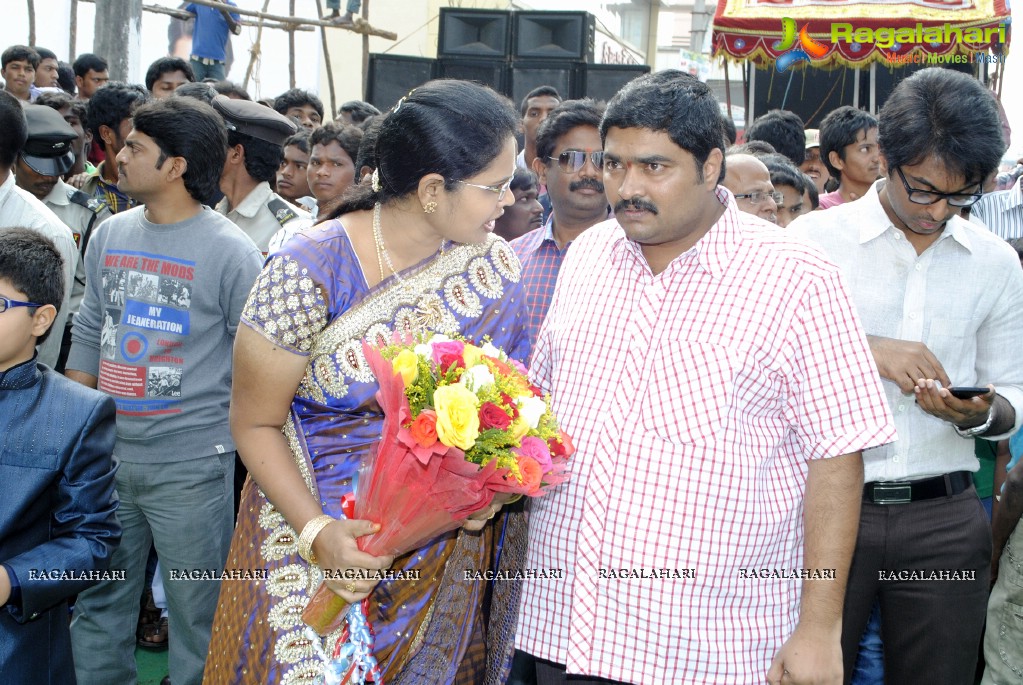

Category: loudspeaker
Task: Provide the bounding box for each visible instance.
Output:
[438,8,512,59]
[366,55,437,112]
[508,61,581,104]
[513,11,595,62]
[437,58,508,95]
[579,63,651,101]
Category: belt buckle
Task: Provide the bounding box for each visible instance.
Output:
[872,482,912,504]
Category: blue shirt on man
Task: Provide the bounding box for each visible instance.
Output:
[186,1,239,62]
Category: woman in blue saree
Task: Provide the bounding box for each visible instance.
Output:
[204,80,530,684]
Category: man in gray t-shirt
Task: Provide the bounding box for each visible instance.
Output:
[67,97,261,685]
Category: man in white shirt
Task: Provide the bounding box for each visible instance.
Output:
[791,67,1023,684]
[0,91,77,369]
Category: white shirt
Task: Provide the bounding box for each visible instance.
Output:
[0,172,78,368]
[519,191,895,683]
[791,180,1023,482]
[215,181,311,253]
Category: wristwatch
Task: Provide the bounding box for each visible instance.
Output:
[955,401,997,437]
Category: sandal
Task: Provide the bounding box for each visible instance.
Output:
[136,589,160,640]
[138,616,169,651]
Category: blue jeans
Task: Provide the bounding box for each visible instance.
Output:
[71,453,234,685]
[190,57,225,82]
[851,601,884,684]
[326,0,360,12]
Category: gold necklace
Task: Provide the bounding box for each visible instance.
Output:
[373,202,402,284]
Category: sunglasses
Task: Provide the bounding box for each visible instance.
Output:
[549,150,605,174]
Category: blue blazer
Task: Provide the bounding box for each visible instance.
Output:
[0,358,120,683]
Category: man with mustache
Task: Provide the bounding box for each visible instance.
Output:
[817,106,880,209]
[511,98,609,348]
[14,104,111,372]
[517,70,896,685]
[791,68,1023,685]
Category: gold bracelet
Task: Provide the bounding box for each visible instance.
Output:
[506,494,524,504]
[298,514,335,565]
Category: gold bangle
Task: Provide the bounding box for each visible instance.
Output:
[506,494,524,504]
[298,514,335,565]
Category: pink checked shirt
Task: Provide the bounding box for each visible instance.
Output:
[518,191,897,684]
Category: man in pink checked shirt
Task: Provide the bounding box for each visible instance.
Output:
[516,70,897,685]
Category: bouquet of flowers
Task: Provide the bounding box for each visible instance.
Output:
[302,334,573,683]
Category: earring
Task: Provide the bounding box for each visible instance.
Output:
[423,201,437,214]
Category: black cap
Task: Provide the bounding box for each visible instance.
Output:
[21,104,78,177]
[212,95,297,146]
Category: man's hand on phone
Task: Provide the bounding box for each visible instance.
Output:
[914,379,994,427]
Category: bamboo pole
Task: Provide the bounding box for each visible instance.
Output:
[179,0,395,39]
[314,0,337,116]
[77,0,311,33]
[27,0,36,46]
[69,0,78,57]
[288,0,295,88]
[243,0,272,91]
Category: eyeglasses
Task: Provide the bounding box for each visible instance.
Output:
[549,150,605,174]
[895,166,983,208]
[734,190,784,206]
[0,296,42,314]
[455,178,513,202]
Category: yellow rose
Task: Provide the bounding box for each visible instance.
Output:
[392,349,420,386]
[433,385,481,450]
[508,417,530,442]
[462,344,485,367]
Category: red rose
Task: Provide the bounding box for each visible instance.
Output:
[529,384,543,397]
[408,410,439,447]
[500,392,520,419]
[548,429,575,458]
[479,401,512,430]
[439,353,465,375]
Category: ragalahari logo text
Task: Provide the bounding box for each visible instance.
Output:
[774,18,829,72]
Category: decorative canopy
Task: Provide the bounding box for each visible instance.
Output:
[712,0,1011,68]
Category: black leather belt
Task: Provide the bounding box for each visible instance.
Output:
[863,471,973,504]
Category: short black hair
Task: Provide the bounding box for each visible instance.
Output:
[819,106,877,181]
[32,46,57,63]
[273,88,324,121]
[720,113,737,146]
[353,116,382,180]
[759,152,806,196]
[746,109,806,166]
[520,86,562,116]
[879,68,1003,188]
[728,140,777,156]
[35,90,88,124]
[801,171,819,209]
[601,70,727,184]
[72,53,108,78]
[56,61,76,94]
[212,80,251,101]
[145,56,195,91]
[338,99,380,125]
[0,228,65,342]
[309,121,363,168]
[510,166,538,193]
[130,97,228,205]
[228,130,284,184]
[86,82,150,142]
[172,81,219,104]
[535,98,605,165]
[333,79,518,216]
[2,45,40,70]
[283,129,311,154]
[0,90,28,169]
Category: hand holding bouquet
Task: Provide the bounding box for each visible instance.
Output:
[302,333,573,670]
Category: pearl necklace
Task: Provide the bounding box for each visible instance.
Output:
[373,202,402,284]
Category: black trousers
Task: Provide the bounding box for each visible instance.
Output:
[533,657,631,685]
[842,486,991,685]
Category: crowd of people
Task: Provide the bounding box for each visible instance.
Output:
[2,32,1023,685]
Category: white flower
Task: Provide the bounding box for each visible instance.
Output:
[414,344,432,358]
[516,395,547,429]
[480,341,502,359]
[428,333,451,345]
[460,364,495,393]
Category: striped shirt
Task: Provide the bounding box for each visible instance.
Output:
[518,189,896,683]
[971,177,1023,240]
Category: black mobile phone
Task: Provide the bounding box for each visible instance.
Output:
[949,386,989,399]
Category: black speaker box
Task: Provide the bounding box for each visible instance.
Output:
[579,63,651,101]
[508,61,581,104]
[438,8,512,59]
[366,55,437,112]
[437,58,508,95]
[513,11,595,62]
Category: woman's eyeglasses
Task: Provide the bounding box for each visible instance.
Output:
[454,178,513,202]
